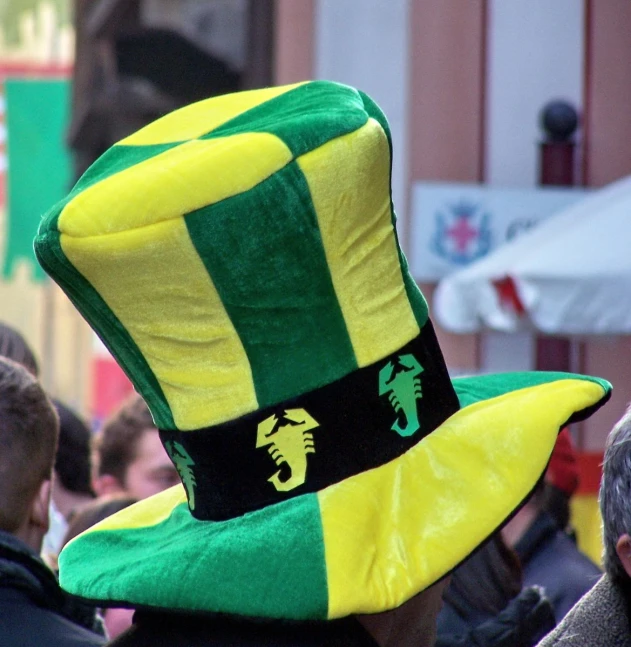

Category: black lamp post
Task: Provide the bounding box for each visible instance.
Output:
[539,100,579,185]
[536,100,579,373]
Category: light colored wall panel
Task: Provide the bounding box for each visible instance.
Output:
[315,0,410,243]
[486,0,584,187]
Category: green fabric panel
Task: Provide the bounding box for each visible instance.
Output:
[453,372,612,408]
[202,81,368,158]
[59,495,329,620]
[358,90,429,328]
[72,142,180,195]
[184,161,357,409]
[34,225,175,430]
[4,79,72,280]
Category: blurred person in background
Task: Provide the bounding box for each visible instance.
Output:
[0,321,97,561]
[52,402,96,521]
[92,393,180,500]
[501,436,601,623]
[538,405,631,646]
[542,428,579,535]
[0,357,105,646]
[63,496,138,641]
[43,401,97,566]
[437,532,555,647]
[0,321,40,376]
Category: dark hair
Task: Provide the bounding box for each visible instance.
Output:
[600,405,631,582]
[0,322,39,376]
[542,482,572,532]
[63,495,137,546]
[0,357,58,531]
[442,533,522,619]
[54,400,95,496]
[95,393,156,484]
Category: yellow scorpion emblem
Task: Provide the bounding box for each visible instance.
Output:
[256,409,319,492]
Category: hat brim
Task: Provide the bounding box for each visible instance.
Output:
[59,373,609,620]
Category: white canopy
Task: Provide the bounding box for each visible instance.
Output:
[434,175,631,335]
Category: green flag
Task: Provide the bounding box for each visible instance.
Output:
[4,78,71,280]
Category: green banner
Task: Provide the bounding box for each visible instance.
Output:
[4,78,71,281]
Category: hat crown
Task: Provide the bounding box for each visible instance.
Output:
[36,81,428,432]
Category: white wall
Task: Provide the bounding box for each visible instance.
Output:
[482,0,584,372]
[485,0,584,187]
[314,0,410,241]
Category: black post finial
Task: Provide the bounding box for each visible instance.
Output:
[540,101,579,143]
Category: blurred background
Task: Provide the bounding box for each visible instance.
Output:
[1,0,630,566]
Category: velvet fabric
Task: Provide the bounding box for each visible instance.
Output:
[36,81,612,620]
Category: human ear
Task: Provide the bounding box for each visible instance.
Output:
[615,534,631,578]
[30,479,52,531]
[92,473,125,497]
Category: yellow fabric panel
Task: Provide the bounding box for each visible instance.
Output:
[571,494,603,567]
[319,379,605,618]
[79,486,187,539]
[59,134,293,238]
[118,83,305,146]
[297,119,419,367]
[61,217,258,430]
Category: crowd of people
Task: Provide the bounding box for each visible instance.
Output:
[0,81,628,646]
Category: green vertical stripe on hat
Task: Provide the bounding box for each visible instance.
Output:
[184,161,357,409]
[34,226,176,430]
[72,143,184,196]
[203,81,369,158]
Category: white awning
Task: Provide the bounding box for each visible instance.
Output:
[434,175,631,335]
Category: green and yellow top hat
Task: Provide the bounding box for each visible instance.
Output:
[35,81,610,620]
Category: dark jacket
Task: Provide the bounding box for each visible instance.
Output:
[537,574,631,647]
[437,586,556,647]
[0,530,106,646]
[516,511,602,622]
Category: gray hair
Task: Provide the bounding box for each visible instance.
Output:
[600,405,631,582]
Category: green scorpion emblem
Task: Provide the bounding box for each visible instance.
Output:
[165,440,197,510]
[256,409,319,492]
[379,354,424,437]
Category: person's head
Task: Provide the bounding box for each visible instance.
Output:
[52,400,96,519]
[62,495,138,641]
[0,321,39,376]
[0,357,58,550]
[501,478,547,547]
[543,427,579,531]
[600,405,631,584]
[93,393,179,500]
[35,81,611,640]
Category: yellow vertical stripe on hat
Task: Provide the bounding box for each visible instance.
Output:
[297,119,419,368]
[118,83,306,146]
[319,379,605,618]
[59,134,294,238]
[60,216,258,430]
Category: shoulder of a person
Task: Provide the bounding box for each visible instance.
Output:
[0,596,104,647]
[537,575,631,647]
